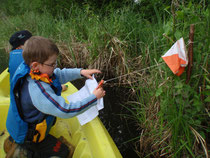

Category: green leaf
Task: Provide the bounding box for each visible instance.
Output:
[176,11,184,20]
[202,90,210,95]
[192,99,202,111]
[200,131,206,139]
[175,82,183,89]
[174,30,182,39]
[155,87,163,97]
[194,120,201,125]
[187,1,192,8]
[163,21,172,35]
[204,96,210,102]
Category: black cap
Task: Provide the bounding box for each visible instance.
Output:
[9,30,32,50]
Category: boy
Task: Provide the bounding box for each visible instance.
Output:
[4,36,106,158]
[9,30,32,81]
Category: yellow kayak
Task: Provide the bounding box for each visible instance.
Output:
[0,68,122,158]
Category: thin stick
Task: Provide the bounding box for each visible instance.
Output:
[163,33,175,43]
[186,24,195,84]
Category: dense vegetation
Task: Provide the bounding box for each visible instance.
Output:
[0,0,209,157]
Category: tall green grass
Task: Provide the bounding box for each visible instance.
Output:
[0,0,209,157]
[126,2,209,157]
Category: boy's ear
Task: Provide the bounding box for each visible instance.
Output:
[30,62,40,70]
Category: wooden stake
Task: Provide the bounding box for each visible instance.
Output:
[186,24,195,84]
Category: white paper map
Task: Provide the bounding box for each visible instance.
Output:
[67,76,104,125]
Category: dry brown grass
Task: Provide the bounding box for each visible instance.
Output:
[58,42,91,68]
[57,37,209,158]
[134,96,173,158]
[57,36,145,87]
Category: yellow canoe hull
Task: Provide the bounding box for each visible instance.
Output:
[0,69,122,158]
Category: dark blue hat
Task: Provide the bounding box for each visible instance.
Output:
[9,30,32,50]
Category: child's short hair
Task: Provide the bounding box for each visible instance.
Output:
[9,30,32,50]
[23,36,59,66]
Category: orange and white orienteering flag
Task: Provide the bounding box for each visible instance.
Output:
[162,37,188,76]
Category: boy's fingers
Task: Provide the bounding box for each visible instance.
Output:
[92,69,101,74]
[87,75,93,79]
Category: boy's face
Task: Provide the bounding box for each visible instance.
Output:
[38,54,57,77]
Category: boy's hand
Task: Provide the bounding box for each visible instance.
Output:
[93,87,106,99]
[80,69,101,79]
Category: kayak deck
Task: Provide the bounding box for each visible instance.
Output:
[0,69,122,158]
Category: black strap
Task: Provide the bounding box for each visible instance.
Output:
[9,136,15,143]
[25,124,38,143]
[13,78,25,119]
[14,77,42,144]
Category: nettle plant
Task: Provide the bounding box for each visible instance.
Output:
[158,76,208,157]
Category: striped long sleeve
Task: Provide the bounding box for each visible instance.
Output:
[27,68,97,118]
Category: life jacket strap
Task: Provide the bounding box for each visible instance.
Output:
[25,124,38,143]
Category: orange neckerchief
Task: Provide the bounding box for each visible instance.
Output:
[29,70,52,84]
